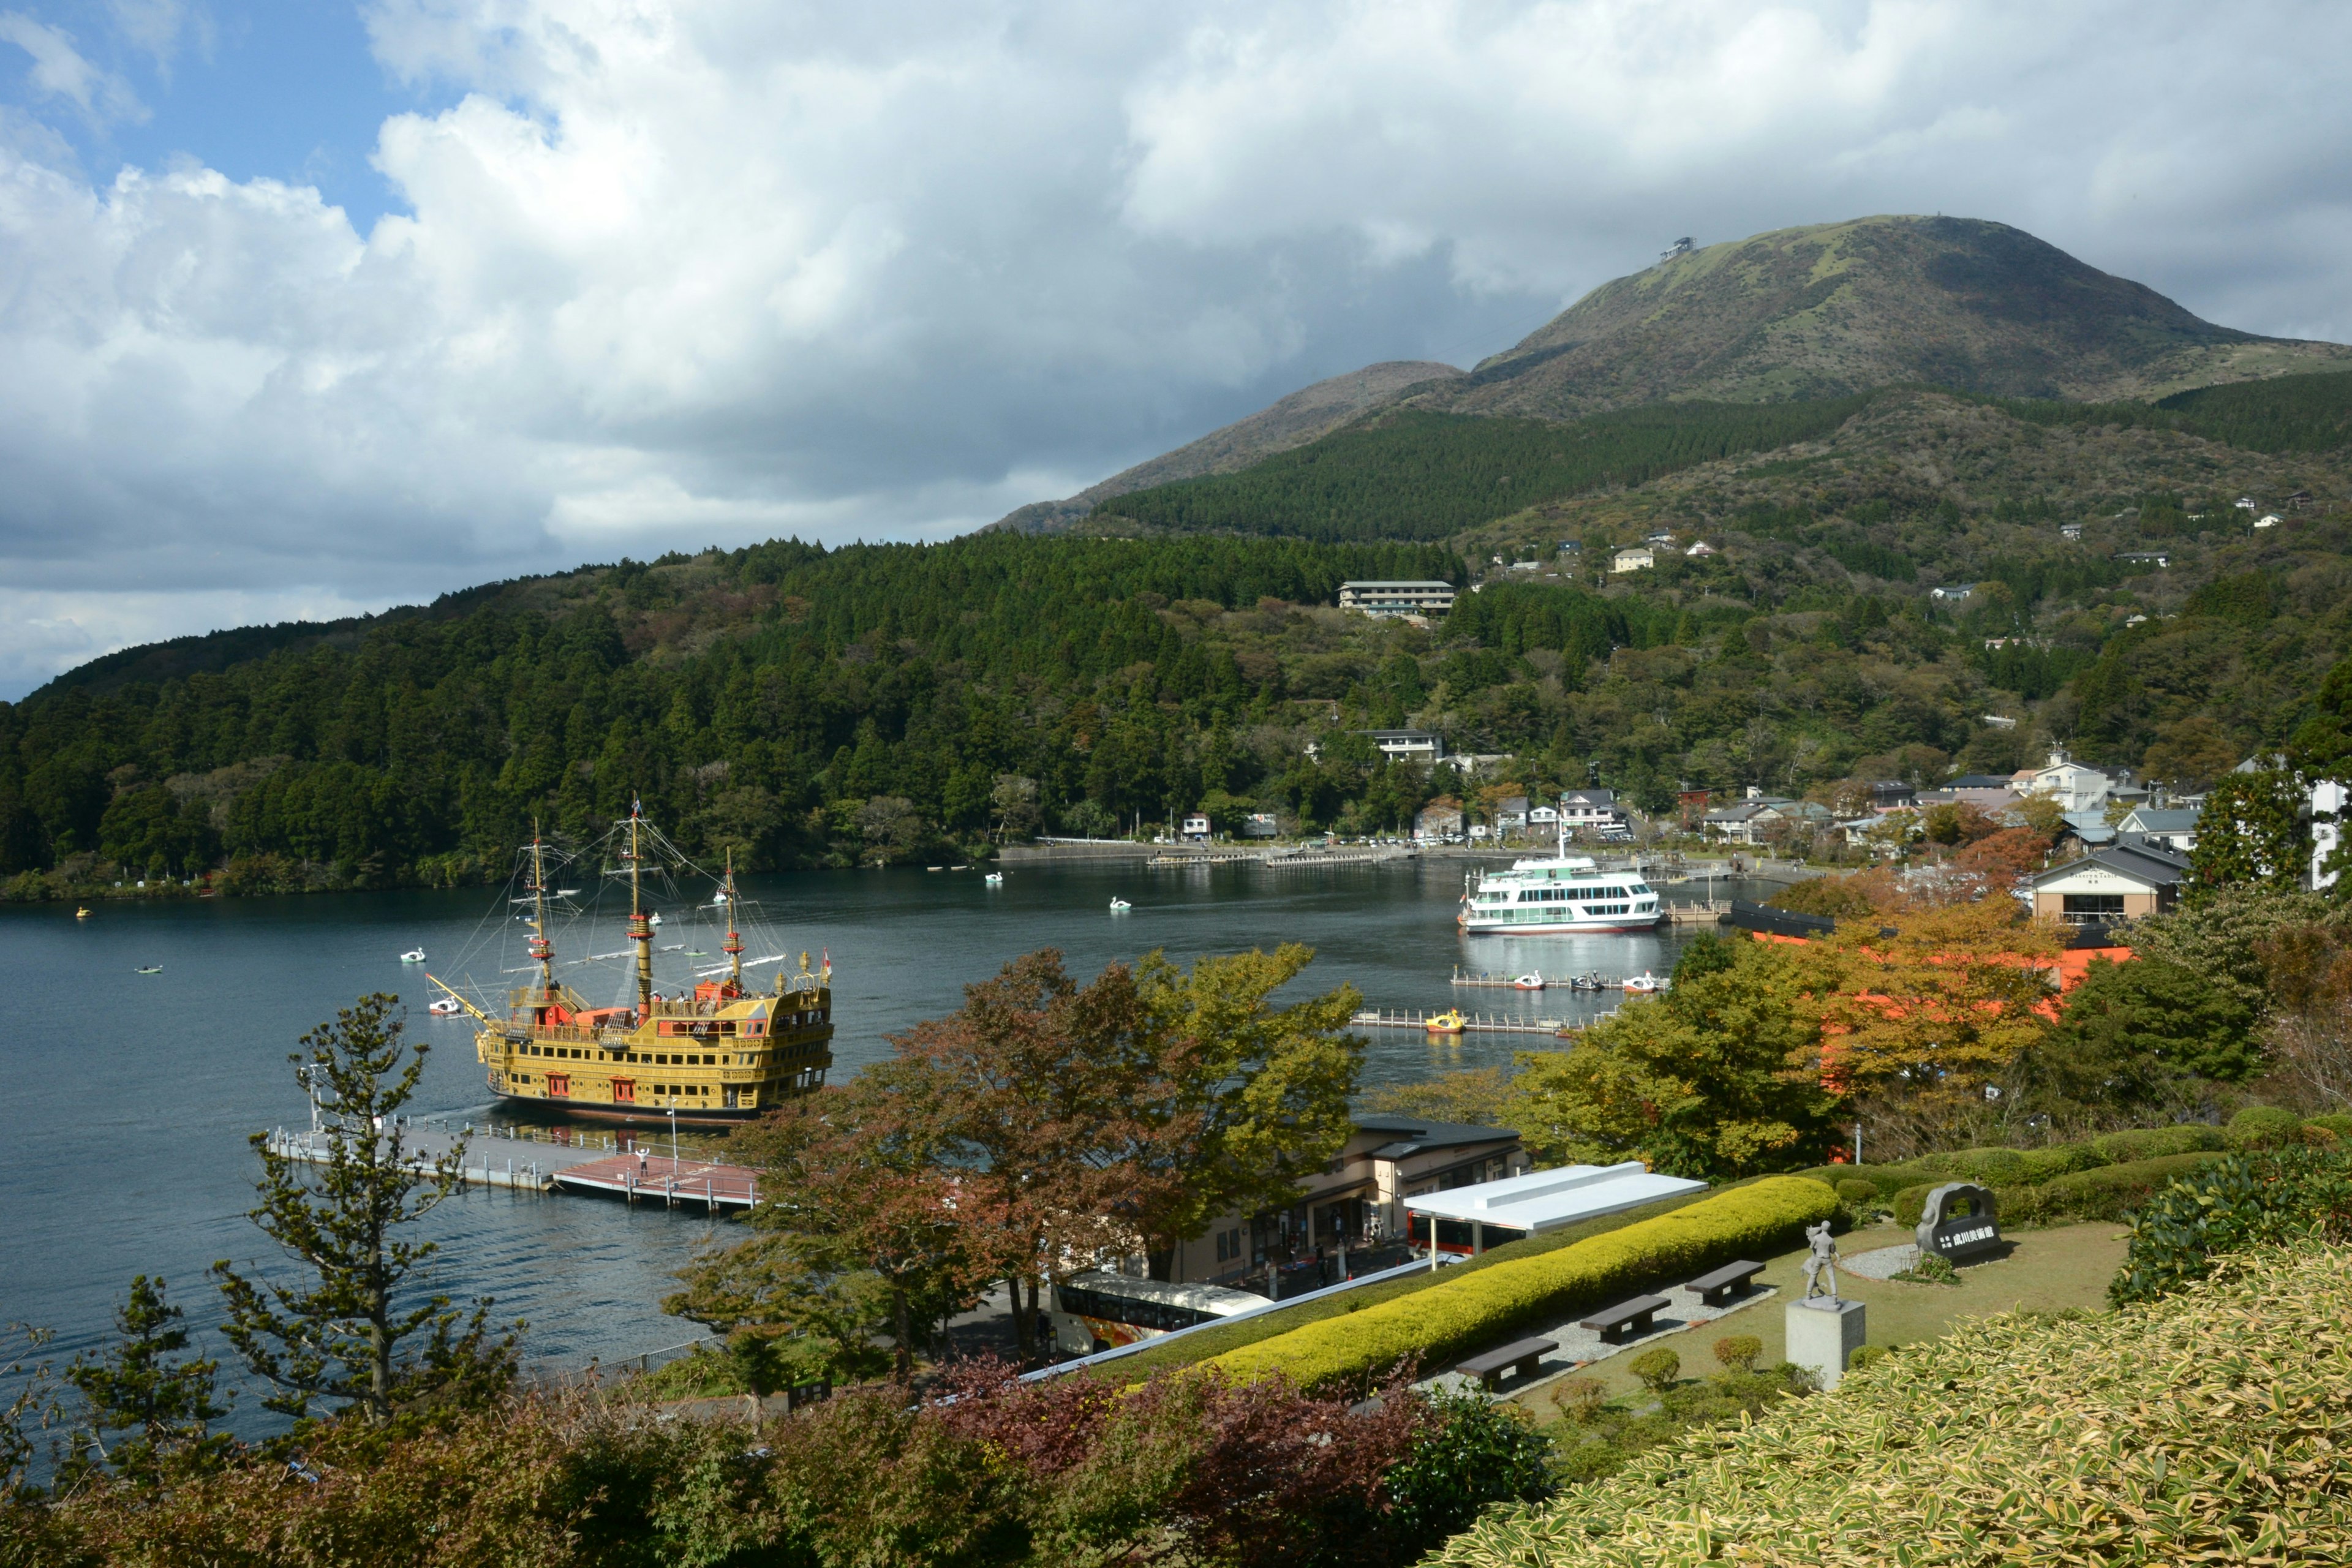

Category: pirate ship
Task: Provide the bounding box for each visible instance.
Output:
[430,806,833,1126]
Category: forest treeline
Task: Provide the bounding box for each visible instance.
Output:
[7,376,2352,897]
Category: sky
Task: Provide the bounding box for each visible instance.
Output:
[1,1,2350,699]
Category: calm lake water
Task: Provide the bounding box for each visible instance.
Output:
[0,856,1740,1399]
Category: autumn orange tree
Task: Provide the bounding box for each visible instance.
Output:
[1792,899,2061,1155]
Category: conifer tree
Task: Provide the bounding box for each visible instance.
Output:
[211,994,519,1428]
[64,1276,232,1485]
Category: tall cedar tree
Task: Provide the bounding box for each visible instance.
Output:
[1794,901,2059,1150]
[2190,767,2312,894]
[63,1277,232,1485]
[211,994,519,1427]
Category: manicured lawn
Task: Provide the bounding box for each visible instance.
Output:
[1510,1220,2130,1415]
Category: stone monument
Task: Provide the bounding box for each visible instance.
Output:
[1915,1183,2003,1264]
[1784,1220,1868,1390]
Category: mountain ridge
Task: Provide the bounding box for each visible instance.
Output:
[990,360,1463,533]
[1001,214,2352,532]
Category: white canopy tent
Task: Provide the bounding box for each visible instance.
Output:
[1403,1160,1707,1261]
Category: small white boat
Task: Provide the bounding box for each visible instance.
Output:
[984,872,1004,886]
[649,913,662,927]
[428,997,463,1016]
[400,949,427,963]
[1512,971,1545,990]
[1623,971,1668,995]
[1109,897,1132,911]
[134,964,162,975]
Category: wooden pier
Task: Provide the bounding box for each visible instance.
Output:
[1661,900,1730,925]
[552,1152,758,1212]
[1349,1008,1572,1037]
[1450,967,1610,992]
[263,1126,761,1212]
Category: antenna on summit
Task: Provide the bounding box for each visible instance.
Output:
[1660,236,1694,263]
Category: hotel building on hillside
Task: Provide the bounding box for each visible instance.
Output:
[1338,580,1456,617]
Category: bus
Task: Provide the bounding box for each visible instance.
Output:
[1048,1270,1272,1355]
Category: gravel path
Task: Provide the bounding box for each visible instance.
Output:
[1842,1243,1921,1281]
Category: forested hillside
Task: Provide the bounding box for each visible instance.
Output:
[7,382,2352,898]
[1101,373,2352,546]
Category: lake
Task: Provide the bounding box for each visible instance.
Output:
[0,855,1742,1392]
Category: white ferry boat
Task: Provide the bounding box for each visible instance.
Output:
[1458,846,1662,935]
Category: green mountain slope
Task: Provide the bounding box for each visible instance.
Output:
[1097,369,2352,544]
[1418,215,2352,418]
[993,360,1464,533]
[1092,397,1873,541]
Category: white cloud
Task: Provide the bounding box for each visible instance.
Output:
[0,9,144,121]
[3,0,2352,698]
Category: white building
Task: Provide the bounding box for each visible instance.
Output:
[1181,812,1211,841]
[1356,729,1444,763]
[2316,780,2347,890]
[1684,540,1717,557]
[2025,749,2115,813]
[1559,788,1630,836]
[1611,548,1656,573]
[1338,580,1457,617]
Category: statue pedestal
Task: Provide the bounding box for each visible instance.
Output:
[1785,1297,1867,1391]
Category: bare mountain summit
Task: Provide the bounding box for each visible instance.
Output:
[991,360,1461,532]
[1412,214,2352,419]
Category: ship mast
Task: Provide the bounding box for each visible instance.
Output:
[528,818,555,1001]
[626,800,654,1019]
[721,849,744,992]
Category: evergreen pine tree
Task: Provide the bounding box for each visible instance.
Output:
[211,994,519,1428]
[64,1276,232,1485]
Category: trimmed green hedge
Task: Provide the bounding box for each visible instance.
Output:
[2093,1124,2226,1162]
[1100,1185,1732,1384]
[1999,1152,2225,1224]
[2228,1104,2308,1150]
[1205,1177,1839,1395]
[1889,1153,2226,1229]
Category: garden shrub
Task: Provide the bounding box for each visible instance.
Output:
[2110,1147,2352,1305]
[1208,1178,1839,1395]
[2226,1104,2308,1150]
[1909,1147,2030,1186]
[2014,1142,2109,1182]
[1994,1152,2226,1225]
[1833,1178,1877,1207]
[2091,1123,2225,1162]
[1846,1344,1889,1371]
[1628,1349,1681,1393]
[1711,1335,1762,1374]
[1890,1182,1937,1228]
[1431,1243,2352,1568]
[2306,1112,2352,1139]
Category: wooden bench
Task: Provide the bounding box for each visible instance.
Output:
[1580,1293,1671,1343]
[1685,1259,1766,1307]
[1456,1336,1556,1391]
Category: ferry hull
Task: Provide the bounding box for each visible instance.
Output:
[491,1091,766,1128]
[1459,914,1663,935]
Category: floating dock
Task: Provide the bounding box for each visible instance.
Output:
[1450,968,1612,992]
[1349,1008,1573,1037]
[263,1125,760,1212]
[552,1152,758,1211]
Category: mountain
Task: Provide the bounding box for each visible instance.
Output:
[1412,215,2352,419]
[992,360,1461,532]
[998,216,2351,534]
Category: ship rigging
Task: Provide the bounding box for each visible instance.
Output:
[428,805,834,1126]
